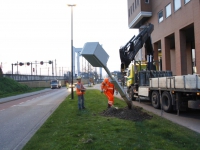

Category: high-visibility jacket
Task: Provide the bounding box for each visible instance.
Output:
[101,78,114,94]
[76,82,85,96]
[101,78,114,105]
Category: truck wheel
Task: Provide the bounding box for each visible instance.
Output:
[128,87,135,101]
[161,91,173,112]
[151,91,160,109]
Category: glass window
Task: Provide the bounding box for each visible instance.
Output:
[135,0,137,9]
[174,0,181,11]
[158,10,163,23]
[165,3,171,18]
[127,70,130,77]
[131,6,132,14]
[128,9,130,17]
[185,0,190,4]
[132,3,134,12]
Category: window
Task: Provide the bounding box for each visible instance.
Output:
[184,0,190,4]
[132,3,134,12]
[165,3,171,18]
[130,6,132,14]
[145,0,149,3]
[174,0,181,11]
[137,0,139,6]
[135,0,137,9]
[158,10,163,23]
[128,9,130,17]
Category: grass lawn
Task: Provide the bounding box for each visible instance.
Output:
[0,77,45,98]
[0,87,45,98]
[23,89,200,150]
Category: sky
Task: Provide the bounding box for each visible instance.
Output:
[0,0,138,76]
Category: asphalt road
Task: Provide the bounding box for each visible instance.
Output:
[0,88,69,150]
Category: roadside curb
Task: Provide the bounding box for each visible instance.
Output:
[0,88,52,104]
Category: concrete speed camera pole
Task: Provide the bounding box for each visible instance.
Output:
[81,42,133,109]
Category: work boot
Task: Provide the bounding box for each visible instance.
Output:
[108,104,111,108]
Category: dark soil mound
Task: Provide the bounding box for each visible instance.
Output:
[100,106,153,121]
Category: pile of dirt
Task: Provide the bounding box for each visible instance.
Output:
[100,106,153,121]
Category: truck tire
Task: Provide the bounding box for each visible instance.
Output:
[128,87,135,101]
[151,91,160,109]
[161,91,173,112]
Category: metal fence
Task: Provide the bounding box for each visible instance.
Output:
[3,74,65,82]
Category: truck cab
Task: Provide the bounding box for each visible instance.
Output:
[126,62,147,88]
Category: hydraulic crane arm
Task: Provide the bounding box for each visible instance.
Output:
[119,23,154,71]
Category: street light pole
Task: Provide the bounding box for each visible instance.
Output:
[68,4,76,99]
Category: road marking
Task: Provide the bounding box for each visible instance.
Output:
[37,103,51,106]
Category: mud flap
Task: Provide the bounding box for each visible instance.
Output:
[188,100,200,109]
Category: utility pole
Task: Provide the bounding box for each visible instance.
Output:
[35,61,37,75]
[68,4,76,99]
[55,59,57,76]
[82,56,83,73]
[52,60,54,77]
[17,61,18,74]
[11,64,13,76]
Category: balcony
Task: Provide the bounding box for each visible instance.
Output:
[128,0,152,28]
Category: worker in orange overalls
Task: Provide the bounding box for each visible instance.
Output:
[101,77,115,108]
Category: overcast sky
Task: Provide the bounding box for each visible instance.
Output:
[0,0,138,76]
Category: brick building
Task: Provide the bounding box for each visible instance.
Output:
[127,0,200,75]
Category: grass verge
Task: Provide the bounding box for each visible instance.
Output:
[23,89,200,150]
[0,77,45,98]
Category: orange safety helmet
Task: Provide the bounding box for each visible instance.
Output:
[103,78,109,83]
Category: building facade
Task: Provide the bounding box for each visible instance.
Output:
[127,0,200,75]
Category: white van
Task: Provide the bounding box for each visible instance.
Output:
[50,80,61,89]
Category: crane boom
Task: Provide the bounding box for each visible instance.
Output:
[119,23,154,71]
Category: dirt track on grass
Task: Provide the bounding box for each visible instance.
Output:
[100,106,153,121]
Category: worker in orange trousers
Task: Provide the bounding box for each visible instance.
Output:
[101,77,115,108]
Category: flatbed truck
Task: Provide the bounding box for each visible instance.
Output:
[119,23,200,113]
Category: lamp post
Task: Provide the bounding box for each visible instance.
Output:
[68,4,76,99]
